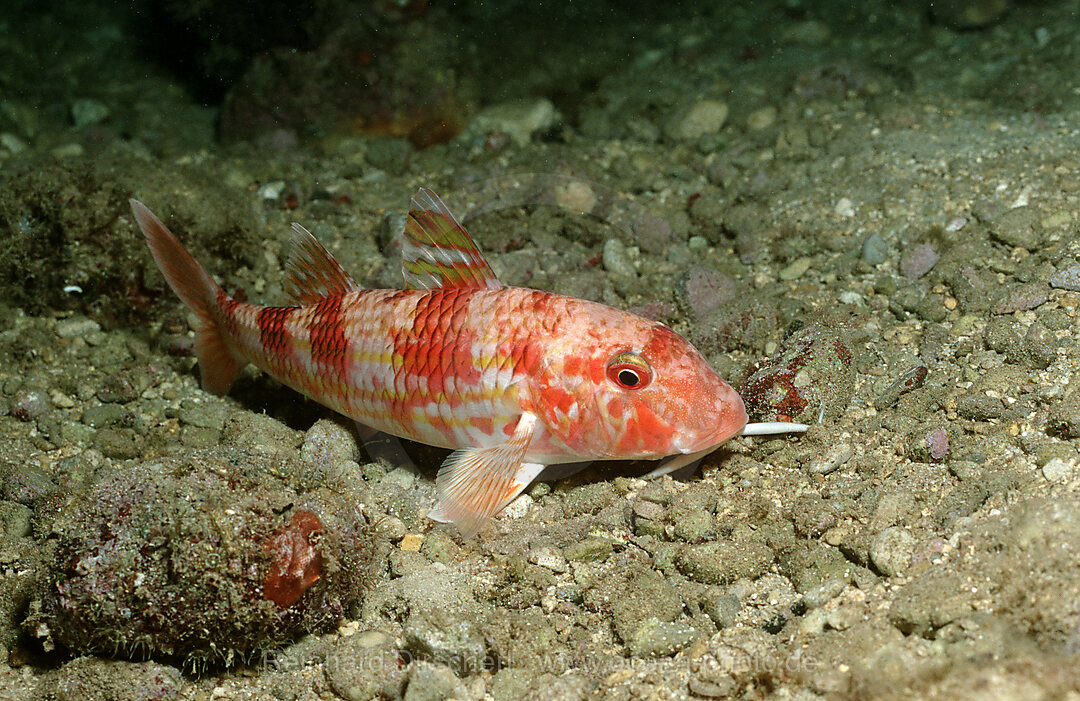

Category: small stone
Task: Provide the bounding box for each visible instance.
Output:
[301,419,360,465]
[986,205,1044,250]
[668,99,729,141]
[628,617,698,658]
[931,0,1009,29]
[807,443,853,475]
[601,238,637,278]
[564,537,613,562]
[400,534,424,551]
[675,541,774,585]
[869,526,915,577]
[528,545,568,573]
[55,317,101,338]
[471,98,559,146]
[834,197,855,217]
[553,180,597,213]
[70,98,110,128]
[992,281,1049,314]
[404,613,486,674]
[899,243,939,279]
[861,232,890,265]
[11,388,51,421]
[1042,458,1075,481]
[1049,264,1080,291]
[746,107,777,131]
[700,590,741,629]
[402,661,467,701]
[778,256,813,281]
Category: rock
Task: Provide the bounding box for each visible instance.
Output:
[700,590,741,629]
[326,630,408,701]
[301,418,360,465]
[870,526,916,577]
[1042,458,1075,481]
[741,325,856,423]
[746,107,777,131]
[628,617,698,658]
[1048,392,1080,438]
[1049,263,1080,291]
[667,99,729,141]
[676,541,774,585]
[564,537,613,562]
[601,238,637,278]
[779,256,814,281]
[402,661,467,701]
[35,657,181,701]
[470,98,559,146]
[11,388,51,421]
[899,243,939,279]
[987,205,1044,250]
[992,281,1049,314]
[930,0,1010,29]
[70,98,110,128]
[862,232,891,265]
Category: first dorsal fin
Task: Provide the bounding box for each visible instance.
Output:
[401,188,503,291]
[283,223,361,305]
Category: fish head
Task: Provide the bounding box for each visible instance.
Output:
[532,304,747,460]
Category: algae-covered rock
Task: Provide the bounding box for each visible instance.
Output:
[25,447,374,666]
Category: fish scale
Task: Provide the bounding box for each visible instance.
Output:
[132,187,807,538]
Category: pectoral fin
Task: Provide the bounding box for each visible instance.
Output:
[428,413,541,538]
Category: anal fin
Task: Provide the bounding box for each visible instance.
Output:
[428,413,539,538]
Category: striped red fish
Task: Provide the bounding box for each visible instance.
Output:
[132,189,805,537]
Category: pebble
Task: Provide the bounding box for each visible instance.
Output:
[1042,458,1075,481]
[861,232,890,265]
[301,419,360,465]
[675,541,774,585]
[55,317,101,339]
[834,197,855,217]
[992,281,1049,314]
[668,99,729,141]
[987,205,1044,250]
[553,180,597,213]
[70,98,110,128]
[11,388,51,421]
[899,243,939,279]
[0,132,28,153]
[807,443,853,475]
[601,238,637,278]
[1049,264,1080,291]
[778,256,813,281]
[528,545,569,573]
[564,537,613,562]
[82,402,128,428]
[869,526,915,577]
[402,661,468,701]
[628,617,698,658]
[470,98,559,146]
[746,106,777,131]
[326,630,407,701]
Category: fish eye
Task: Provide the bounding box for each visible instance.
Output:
[606,352,653,390]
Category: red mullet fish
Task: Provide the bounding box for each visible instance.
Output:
[132,189,806,537]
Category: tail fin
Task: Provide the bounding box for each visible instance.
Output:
[130,199,245,394]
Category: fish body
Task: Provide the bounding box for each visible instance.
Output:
[133,189,780,537]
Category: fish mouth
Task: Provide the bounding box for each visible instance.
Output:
[673,417,746,454]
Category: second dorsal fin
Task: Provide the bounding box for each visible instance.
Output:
[283,223,361,305]
[401,188,503,290]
